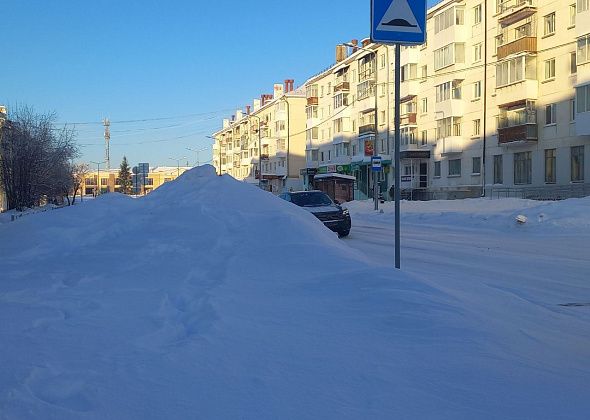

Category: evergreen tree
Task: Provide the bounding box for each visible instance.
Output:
[117,156,132,194]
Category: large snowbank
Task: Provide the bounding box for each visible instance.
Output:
[1,167,589,419]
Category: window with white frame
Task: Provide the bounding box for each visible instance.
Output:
[474,4,482,24]
[473,119,481,136]
[434,161,441,177]
[473,81,482,99]
[544,58,555,80]
[571,52,577,74]
[421,65,427,80]
[545,103,557,125]
[434,43,465,71]
[306,106,318,119]
[434,7,455,33]
[380,53,386,68]
[571,146,585,182]
[436,81,451,102]
[401,64,417,82]
[333,93,349,109]
[473,43,482,62]
[570,4,576,26]
[545,149,556,183]
[570,99,576,121]
[544,13,555,36]
[333,117,349,134]
[421,97,428,113]
[493,154,503,184]
[577,84,590,113]
[578,0,589,12]
[421,130,428,145]
[578,35,590,64]
[496,55,536,87]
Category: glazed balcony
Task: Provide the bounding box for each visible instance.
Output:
[307,96,318,106]
[440,136,465,155]
[334,81,350,92]
[496,0,537,26]
[497,36,537,60]
[400,112,417,126]
[498,110,538,145]
[358,124,376,137]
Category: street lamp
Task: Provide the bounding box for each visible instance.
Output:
[186,146,209,167]
[248,114,264,190]
[90,160,106,196]
[343,42,380,210]
[168,156,186,177]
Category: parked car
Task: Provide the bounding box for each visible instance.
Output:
[279,190,351,237]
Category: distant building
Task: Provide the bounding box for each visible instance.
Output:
[212,80,307,193]
[80,165,191,196]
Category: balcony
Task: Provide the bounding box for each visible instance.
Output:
[497,36,537,60]
[435,99,464,119]
[496,0,537,26]
[498,124,538,145]
[440,136,464,155]
[400,81,419,101]
[260,154,270,161]
[498,108,538,145]
[276,149,287,158]
[401,112,417,126]
[358,124,375,137]
[496,79,538,106]
[307,96,318,106]
[334,80,350,92]
[400,47,420,65]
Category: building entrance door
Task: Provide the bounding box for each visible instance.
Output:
[419,162,428,188]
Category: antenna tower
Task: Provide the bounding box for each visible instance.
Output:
[103,118,111,170]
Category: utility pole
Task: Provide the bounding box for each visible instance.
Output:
[103,118,111,171]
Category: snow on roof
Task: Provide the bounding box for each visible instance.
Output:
[313,172,356,181]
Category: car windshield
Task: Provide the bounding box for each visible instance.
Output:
[290,192,333,207]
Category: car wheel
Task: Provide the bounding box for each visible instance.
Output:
[338,230,350,238]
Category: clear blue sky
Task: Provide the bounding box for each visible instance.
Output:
[2,0,440,168]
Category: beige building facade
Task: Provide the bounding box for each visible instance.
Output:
[212,81,307,193]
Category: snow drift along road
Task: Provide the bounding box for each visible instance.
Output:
[1,165,589,419]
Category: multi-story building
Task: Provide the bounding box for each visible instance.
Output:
[300,0,589,199]
[212,81,307,193]
[80,166,190,196]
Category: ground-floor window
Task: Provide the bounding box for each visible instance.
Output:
[472,157,481,175]
[514,151,532,185]
[545,149,556,183]
[571,145,585,182]
[434,161,441,177]
[448,159,461,176]
[493,155,503,184]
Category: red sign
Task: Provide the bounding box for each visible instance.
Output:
[364,140,374,156]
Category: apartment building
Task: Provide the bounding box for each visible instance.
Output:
[212,81,307,193]
[80,166,190,196]
[301,0,589,199]
[303,41,394,199]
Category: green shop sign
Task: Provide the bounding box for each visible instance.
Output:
[317,164,352,174]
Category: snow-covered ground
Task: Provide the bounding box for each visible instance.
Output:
[1,166,589,419]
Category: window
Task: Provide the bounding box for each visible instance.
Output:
[421,65,427,80]
[421,130,428,145]
[328,150,331,161]
[571,52,577,74]
[421,98,428,113]
[578,35,590,64]
[434,161,441,177]
[434,43,465,70]
[473,43,482,62]
[333,118,348,134]
[434,7,456,33]
[333,93,349,109]
[570,4,576,26]
[101,178,108,186]
[380,53,386,68]
[544,58,555,80]
[571,146,585,182]
[514,151,532,185]
[472,157,481,174]
[544,13,555,36]
[570,99,576,121]
[380,110,386,124]
[327,83,331,94]
[448,159,461,176]
[578,0,589,13]
[401,64,417,82]
[306,106,318,119]
[473,81,482,99]
[473,119,481,136]
[320,86,324,97]
[545,103,557,125]
[494,155,503,184]
[545,149,556,183]
[436,82,451,102]
[577,84,590,113]
[474,4,482,24]
[357,80,375,100]
[321,152,324,162]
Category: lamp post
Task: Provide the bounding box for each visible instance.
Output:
[278,96,290,193]
[90,160,106,196]
[168,156,186,177]
[248,114,264,189]
[343,42,379,210]
[186,146,209,167]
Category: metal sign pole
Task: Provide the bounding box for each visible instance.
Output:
[394,43,401,269]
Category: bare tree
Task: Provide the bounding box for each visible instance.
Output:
[0,106,78,211]
[71,163,89,204]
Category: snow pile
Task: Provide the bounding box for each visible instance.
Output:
[1,169,589,419]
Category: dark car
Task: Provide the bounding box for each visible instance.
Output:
[279,190,351,237]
